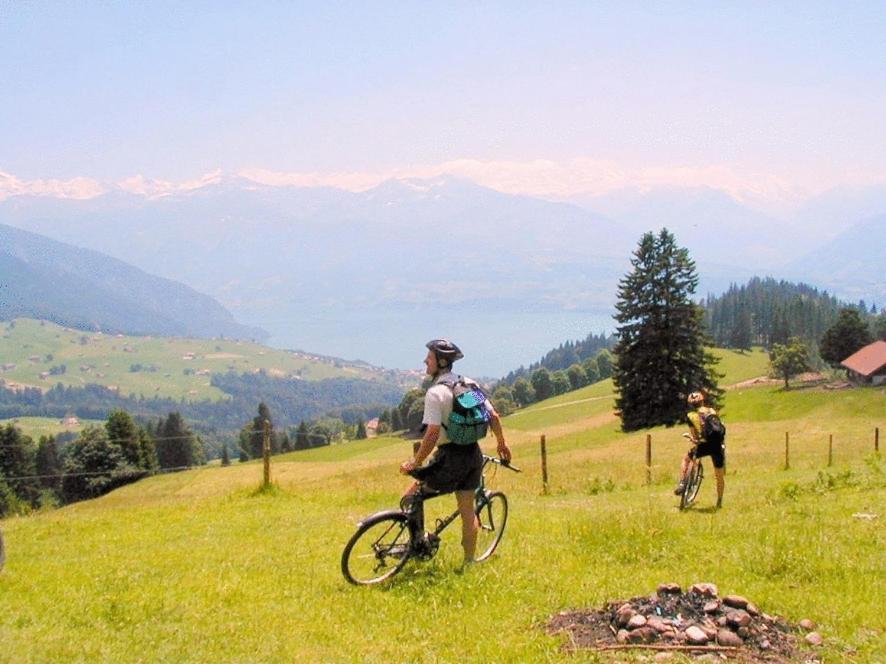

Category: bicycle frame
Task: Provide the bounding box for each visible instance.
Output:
[402,455,497,542]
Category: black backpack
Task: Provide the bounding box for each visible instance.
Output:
[441,377,491,445]
[701,413,726,445]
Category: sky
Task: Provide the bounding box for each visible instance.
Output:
[2,2,886,209]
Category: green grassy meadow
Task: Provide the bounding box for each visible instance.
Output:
[1,352,884,662]
[0,416,104,440]
[0,318,401,400]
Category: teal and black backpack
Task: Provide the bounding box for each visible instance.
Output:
[441,377,491,445]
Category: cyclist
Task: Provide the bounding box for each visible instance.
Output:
[674,391,725,508]
[400,339,512,564]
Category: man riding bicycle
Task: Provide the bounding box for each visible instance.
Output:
[399,339,512,565]
[674,391,725,508]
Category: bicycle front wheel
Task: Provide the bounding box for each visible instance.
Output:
[474,491,508,562]
[680,462,704,510]
[341,512,412,585]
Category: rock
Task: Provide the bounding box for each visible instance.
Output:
[657,582,682,595]
[726,610,752,628]
[717,629,744,647]
[661,629,677,640]
[685,625,710,644]
[689,583,719,598]
[627,627,656,643]
[616,629,630,644]
[799,618,816,631]
[722,594,749,609]
[703,600,721,613]
[654,653,674,662]
[745,602,760,616]
[805,631,823,646]
[699,624,717,639]
[647,616,668,633]
[737,626,751,639]
[759,638,771,650]
[716,616,728,627]
[627,614,648,629]
[616,605,636,627]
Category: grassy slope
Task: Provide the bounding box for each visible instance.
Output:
[0,416,104,440]
[1,352,884,662]
[0,318,399,401]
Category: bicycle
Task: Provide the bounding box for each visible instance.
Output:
[679,433,704,510]
[341,454,521,585]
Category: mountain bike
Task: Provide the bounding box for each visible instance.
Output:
[341,455,520,585]
[679,433,704,510]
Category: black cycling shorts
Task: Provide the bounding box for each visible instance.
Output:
[694,441,726,469]
[412,443,483,493]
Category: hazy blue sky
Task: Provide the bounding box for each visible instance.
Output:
[2,2,886,203]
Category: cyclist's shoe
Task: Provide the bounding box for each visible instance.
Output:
[673,482,686,496]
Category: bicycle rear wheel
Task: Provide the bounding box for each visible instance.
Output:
[680,462,704,510]
[474,491,508,562]
[341,512,412,585]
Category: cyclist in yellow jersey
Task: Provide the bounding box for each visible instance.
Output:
[674,391,725,508]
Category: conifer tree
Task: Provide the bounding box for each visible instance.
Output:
[105,409,141,467]
[35,435,62,495]
[612,229,721,431]
[820,307,873,367]
[221,444,230,466]
[0,424,39,512]
[355,421,367,439]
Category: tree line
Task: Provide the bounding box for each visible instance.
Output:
[0,410,204,516]
[0,371,399,433]
[704,276,884,351]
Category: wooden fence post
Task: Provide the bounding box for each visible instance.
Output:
[646,434,652,485]
[540,434,549,494]
[828,434,833,467]
[784,431,790,470]
[262,418,271,489]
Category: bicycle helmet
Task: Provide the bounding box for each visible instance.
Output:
[687,391,705,407]
[425,338,464,369]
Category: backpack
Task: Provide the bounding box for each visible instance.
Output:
[701,412,726,445]
[441,377,491,445]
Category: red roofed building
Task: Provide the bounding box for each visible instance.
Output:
[841,340,886,386]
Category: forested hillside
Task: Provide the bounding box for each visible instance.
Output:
[704,277,882,350]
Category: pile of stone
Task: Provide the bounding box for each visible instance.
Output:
[547,582,823,660]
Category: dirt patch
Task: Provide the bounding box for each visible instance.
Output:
[546,583,821,662]
[729,373,827,390]
[204,352,245,360]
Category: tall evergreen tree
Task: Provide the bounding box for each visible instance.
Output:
[355,421,367,439]
[155,412,200,470]
[612,229,721,431]
[0,424,39,512]
[248,402,274,458]
[105,409,141,467]
[820,307,873,367]
[35,435,62,495]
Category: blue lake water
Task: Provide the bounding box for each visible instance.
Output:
[262,306,615,379]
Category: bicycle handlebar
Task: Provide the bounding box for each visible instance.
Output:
[483,454,521,473]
